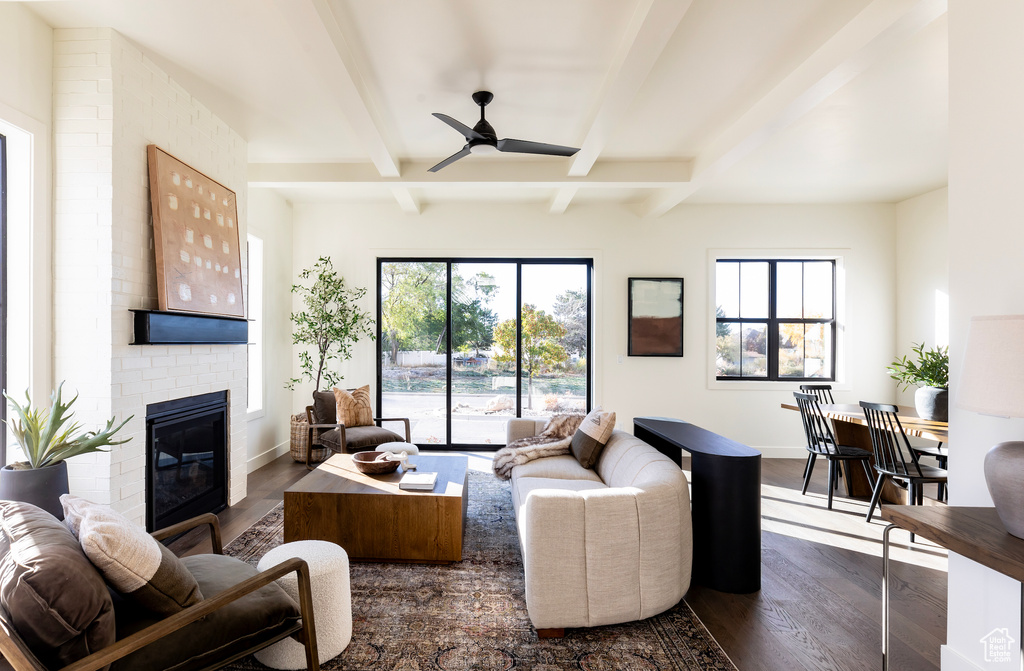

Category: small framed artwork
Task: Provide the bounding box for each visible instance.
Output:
[147,145,244,317]
[628,278,684,357]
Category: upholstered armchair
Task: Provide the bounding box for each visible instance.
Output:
[305,389,411,470]
[0,502,319,671]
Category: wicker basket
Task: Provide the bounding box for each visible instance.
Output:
[289,413,329,464]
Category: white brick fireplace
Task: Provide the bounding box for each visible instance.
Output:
[52,28,248,524]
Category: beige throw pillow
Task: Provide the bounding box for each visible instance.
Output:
[61,494,203,615]
[334,385,373,427]
[570,407,616,469]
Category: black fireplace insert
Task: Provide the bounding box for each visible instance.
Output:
[146,391,228,531]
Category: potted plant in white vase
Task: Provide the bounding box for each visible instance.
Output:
[886,342,949,421]
[0,382,132,519]
[285,256,375,462]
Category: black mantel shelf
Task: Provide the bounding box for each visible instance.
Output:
[130,309,249,345]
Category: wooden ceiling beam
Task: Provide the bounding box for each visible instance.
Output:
[310,0,420,212]
[639,0,947,217]
[249,159,692,190]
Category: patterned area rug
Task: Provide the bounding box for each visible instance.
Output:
[224,470,736,671]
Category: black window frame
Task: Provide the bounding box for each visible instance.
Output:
[715,258,837,382]
[376,257,593,450]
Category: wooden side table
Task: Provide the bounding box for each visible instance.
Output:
[881,506,1024,670]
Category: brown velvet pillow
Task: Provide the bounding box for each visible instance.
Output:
[0,500,116,670]
[311,390,337,424]
[334,385,373,427]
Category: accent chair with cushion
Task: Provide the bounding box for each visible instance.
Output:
[304,387,412,470]
[0,500,320,671]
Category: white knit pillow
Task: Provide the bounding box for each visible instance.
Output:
[61,494,203,615]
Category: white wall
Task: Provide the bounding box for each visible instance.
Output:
[894,187,949,406]
[0,4,52,124]
[291,200,898,454]
[944,2,1024,669]
[246,188,294,469]
[0,5,53,412]
[52,28,249,520]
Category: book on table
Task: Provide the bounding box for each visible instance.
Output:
[399,471,438,491]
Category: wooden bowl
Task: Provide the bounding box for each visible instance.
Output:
[352,451,401,475]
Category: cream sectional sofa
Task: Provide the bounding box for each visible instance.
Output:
[506,418,693,633]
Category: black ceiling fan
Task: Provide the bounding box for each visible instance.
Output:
[429,91,580,172]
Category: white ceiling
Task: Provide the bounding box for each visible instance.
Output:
[26,0,948,214]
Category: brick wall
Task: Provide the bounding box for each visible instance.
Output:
[53,28,248,522]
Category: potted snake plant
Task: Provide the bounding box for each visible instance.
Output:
[0,383,132,519]
[886,342,949,421]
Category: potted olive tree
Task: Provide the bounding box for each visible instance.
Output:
[285,256,375,461]
[887,342,949,421]
[1,383,132,518]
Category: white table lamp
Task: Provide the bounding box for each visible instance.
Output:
[958,315,1024,537]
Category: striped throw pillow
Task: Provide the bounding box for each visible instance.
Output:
[570,407,616,469]
[334,385,374,427]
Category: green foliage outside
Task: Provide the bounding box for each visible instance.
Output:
[287,256,375,392]
[493,304,568,409]
[380,262,501,360]
[4,383,132,469]
[554,289,588,358]
[888,342,949,390]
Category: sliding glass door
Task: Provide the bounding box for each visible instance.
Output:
[378,258,591,449]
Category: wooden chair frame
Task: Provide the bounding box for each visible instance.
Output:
[0,514,320,671]
[304,405,412,471]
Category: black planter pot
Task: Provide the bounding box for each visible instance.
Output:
[0,460,69,519]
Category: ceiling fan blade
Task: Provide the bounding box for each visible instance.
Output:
[432,113,486,142]
[497,138,579,156]
[428,146,472,172]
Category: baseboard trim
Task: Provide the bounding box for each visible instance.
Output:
[756,446,808,459]
[248,441,290,472]
[941,644,985,671]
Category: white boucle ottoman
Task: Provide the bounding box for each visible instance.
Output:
[376,441,420,454]
[255,540,351,669]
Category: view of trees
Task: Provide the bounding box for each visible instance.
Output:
[381,261,587,411]
[493,304,568,409]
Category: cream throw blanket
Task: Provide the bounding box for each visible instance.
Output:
[492,414,584,480]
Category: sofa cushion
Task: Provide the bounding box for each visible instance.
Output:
[570,407,616,469]
[0,500,116,670]
[62,495,203,616]
[333,385,373,427]
[311,390,336,424]
[511,476,607,523]
[596,430,681,489]
[511,455,604,483]
[110,554,301,671]
[319,425,404,452]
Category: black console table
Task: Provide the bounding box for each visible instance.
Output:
[634,417,761,594]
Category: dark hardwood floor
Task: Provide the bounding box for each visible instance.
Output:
[173,452,947,671]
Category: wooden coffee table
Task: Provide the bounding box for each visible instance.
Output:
[283,453,469,563]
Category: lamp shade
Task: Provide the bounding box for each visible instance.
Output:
[956,315,1024,418]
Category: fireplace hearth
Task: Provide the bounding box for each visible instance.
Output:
[146,391,228,531]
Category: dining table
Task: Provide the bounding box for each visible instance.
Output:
[780,402,948,503]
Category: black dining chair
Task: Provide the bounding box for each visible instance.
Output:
[798,384,836,479]
[794,392,875,510]
[861,401,948,536]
